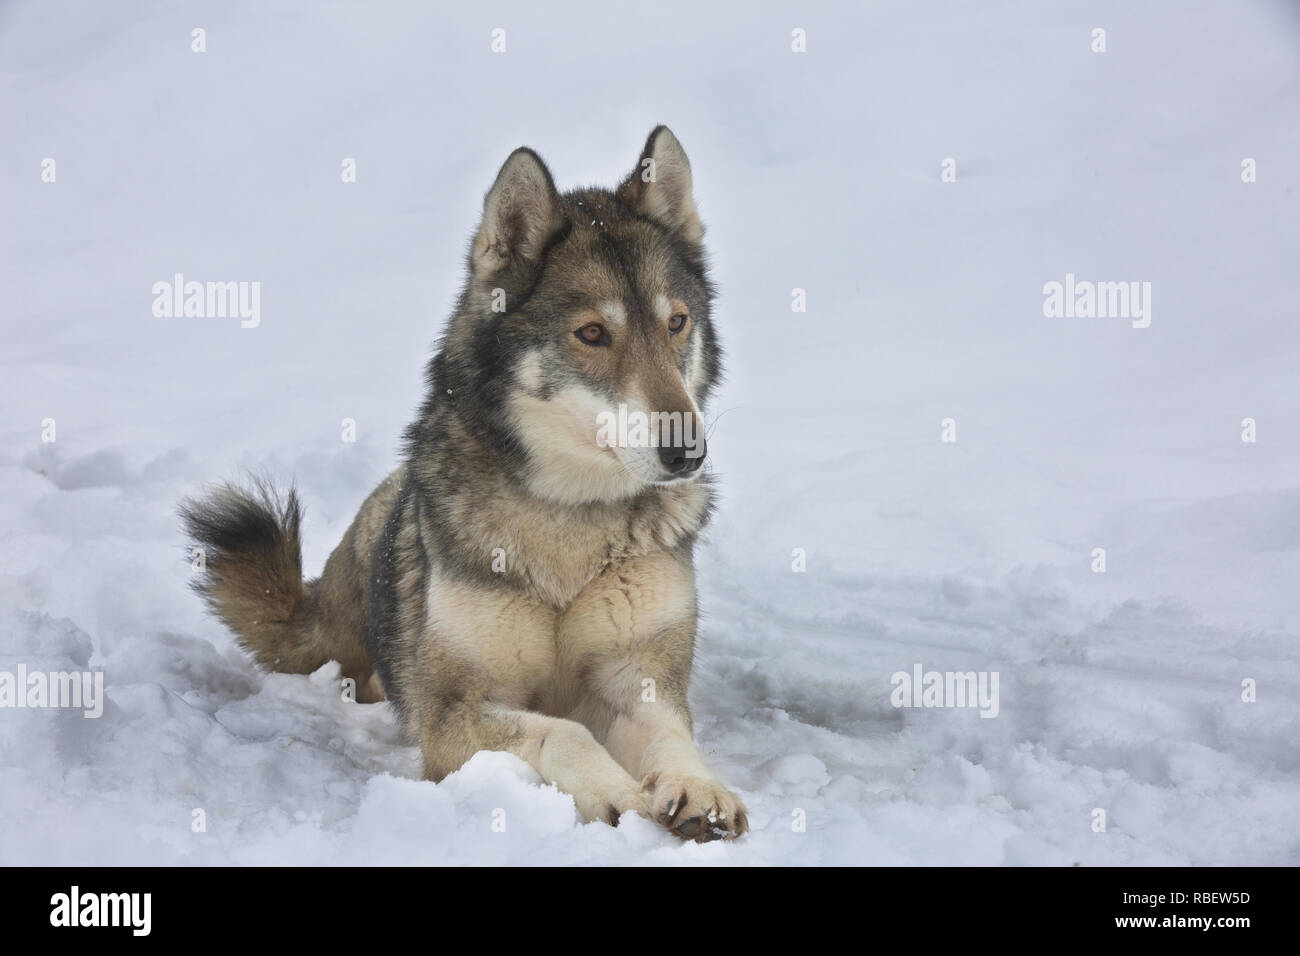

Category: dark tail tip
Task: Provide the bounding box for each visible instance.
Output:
[179,477,306,665]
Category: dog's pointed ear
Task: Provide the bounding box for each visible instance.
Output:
[618,126,703,244]
[471,147,565,292]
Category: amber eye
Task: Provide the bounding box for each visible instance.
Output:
[668,313,689,334]
[575,322,609,346]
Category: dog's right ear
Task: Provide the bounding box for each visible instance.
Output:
[470,147,565,300]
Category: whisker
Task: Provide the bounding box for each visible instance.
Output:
[705,405,740,440]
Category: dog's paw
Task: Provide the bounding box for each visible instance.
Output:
[574,786,651,828]
[642,772,749,842]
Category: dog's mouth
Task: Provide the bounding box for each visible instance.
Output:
[650,470,704,486]
[614,446,707,486]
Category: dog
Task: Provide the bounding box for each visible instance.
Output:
[181,126,747,842]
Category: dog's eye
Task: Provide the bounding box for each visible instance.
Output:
[575,323,609,346]
[668,313,689,334]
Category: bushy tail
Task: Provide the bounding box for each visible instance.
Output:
[180,478,323,674]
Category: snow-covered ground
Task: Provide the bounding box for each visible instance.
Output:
[3,0,1299,865]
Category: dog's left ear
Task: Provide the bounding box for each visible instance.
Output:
[618,126,704,244]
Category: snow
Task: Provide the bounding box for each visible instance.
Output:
[2,0,1299,864]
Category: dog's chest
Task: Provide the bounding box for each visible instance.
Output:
[505,483,710,609]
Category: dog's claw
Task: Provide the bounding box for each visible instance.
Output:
[645,773,748,843]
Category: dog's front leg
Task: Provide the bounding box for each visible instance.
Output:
[418,691,650,827]
[413,579,649,827]
[562,553,749,841]
[605,694,749,842]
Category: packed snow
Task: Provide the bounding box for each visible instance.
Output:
[2,0,1298,865]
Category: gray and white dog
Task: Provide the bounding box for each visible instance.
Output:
[182,126,746,842]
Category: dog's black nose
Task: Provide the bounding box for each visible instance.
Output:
[658,442,705,475]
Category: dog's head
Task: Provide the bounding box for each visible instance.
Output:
[450,127,720,506]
